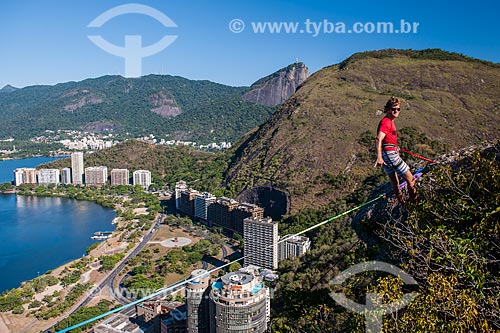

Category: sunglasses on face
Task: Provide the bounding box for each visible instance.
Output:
[391,107,400,112]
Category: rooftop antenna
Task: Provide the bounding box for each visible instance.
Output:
[296,57,301,67]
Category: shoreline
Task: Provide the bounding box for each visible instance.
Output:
[0,190,119,294]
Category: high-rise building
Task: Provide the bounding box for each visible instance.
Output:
[194,192,216,222]
[209,268,270,332]
[186,269,211,333]
[23,168,37,184]
[13,168,37,186]
[210,197,239,231]
[133,170,151,189]
[233,203,264,236]
[278,235,311,262]
[71,152,84,185]
[84,166,108,185]
[13,168,25,186]
[111,169,130,186]
[175,180,188,210]
[61,167,72,185]
[37,169,60,185]
[243,217,279,269]
[179,189,199,218]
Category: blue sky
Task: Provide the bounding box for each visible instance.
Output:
[1,0,499,88]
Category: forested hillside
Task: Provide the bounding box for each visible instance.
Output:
[272,142,500,332]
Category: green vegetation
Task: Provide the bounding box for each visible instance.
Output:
[229,262,242,272]
[42,140,231,194]
[0,74,275,143]
[0,274,63,313]
[359,147,500,332]
[272,144,500,332]
[86,242,99,255]
[0,140,64,159]
[51,299,114,333]
[60,270,82,287]
[16,181,164,217]
[122,215,221,291]
[0,291,24,312]
[339,48,500,69]
[0,181,159,321]
[123,274,164,293]
[99,253,125,272]
[35,282,93,320]
[0,182,14,191]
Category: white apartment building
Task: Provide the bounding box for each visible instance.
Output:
[14,168,25,186]
[71,152,84,185]
[25,168,37,184]
[133,170,151,189]
[278,235,311,262]
[243,217,279,269]
[85,166,108,185]
[110,169,130,186]
[37,169,60,185]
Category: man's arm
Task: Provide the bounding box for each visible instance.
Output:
[374,131,386,167]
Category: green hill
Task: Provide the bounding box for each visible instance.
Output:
[0,62,313,145]
[224,48,500,214]
[0,74,274,143]
[42,139,230,193]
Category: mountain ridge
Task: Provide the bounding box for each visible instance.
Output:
[0,64,304,143]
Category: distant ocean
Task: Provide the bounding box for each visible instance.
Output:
[0,156,115,293]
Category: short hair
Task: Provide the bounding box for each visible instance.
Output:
[384,96,400,113]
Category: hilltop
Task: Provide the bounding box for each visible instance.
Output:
[0,85,18,93]
[243,62,310,106]
[225,48,500,214]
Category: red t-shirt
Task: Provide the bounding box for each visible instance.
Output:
[377,117,398,149]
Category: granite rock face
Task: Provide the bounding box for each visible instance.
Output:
[243,62,310,106]
[236,186,290,220]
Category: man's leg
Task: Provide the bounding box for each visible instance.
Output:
[388,172,405,205]
[402,170,418,203]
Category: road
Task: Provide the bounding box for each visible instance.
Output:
[46,215,241,332]
[44,213,163,332]
[84,213,163,307]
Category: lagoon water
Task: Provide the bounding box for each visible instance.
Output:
[0,157,115,293]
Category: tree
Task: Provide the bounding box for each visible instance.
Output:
[229,262,242,272]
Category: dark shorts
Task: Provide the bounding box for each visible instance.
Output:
[382,150,410,177]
